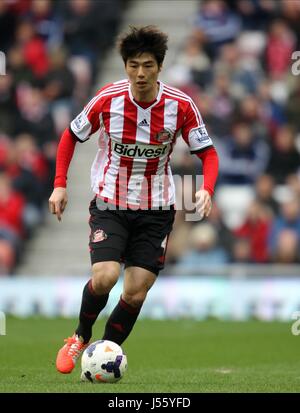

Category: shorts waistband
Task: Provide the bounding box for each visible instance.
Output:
[93,195,175,211]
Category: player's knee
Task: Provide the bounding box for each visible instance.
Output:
[91,262,119,294]
[122,291,147,309]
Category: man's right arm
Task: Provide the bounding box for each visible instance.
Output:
[49,86,106,220]
[49,128,77,221]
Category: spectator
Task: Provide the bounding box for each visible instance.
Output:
[208,72,236,137]
[63,0,102,79]
[268,197,300,260]
[217,121,269,184]
[26,0,63,49]
[236,94,268,141]
[174,35,211,89]
[14,85,56,149]
[0,172,25,273]
[286,175,300,200]
[176,223,229,268]
[255,174,279,215]
[43,47,75,103]
[194,0,242,58]
[234,200,272,263]
[280,0,300,48]
[13,133,47,204]
[258,80,286,137]
[15,19,49,78]
[0,73,17,135]
[165,210,192,266]
[206,202,234,255]
[266,126,300,184]
[272,229,300,264]
[0,0,17,53]
[231,237,252,263]
[286,78,300,132]
[43,47,75,134]
[232,0,276,31]
[265,19,296,79]
[7,45,34,86]
[214,43,264,98]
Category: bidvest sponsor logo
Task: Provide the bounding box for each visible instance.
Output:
[113,141,168,158]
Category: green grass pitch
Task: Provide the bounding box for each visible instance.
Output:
[0,317,299,393]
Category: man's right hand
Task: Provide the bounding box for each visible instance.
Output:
[49,187,68,222]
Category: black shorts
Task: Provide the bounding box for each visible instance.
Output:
[88,198,176,275]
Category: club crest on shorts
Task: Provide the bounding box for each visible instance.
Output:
[156,129,172,144]
[91,229,107,243]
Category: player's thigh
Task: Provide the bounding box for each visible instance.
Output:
[124,209,176,275]
[89,198,129,264]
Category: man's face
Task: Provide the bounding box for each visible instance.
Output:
[125,52,161,96]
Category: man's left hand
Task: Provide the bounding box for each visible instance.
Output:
[195,189,212,219]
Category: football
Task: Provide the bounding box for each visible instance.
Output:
[81,340,127,383]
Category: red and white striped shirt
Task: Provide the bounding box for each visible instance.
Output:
[70,79,213,208]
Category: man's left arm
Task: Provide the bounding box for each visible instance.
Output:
[194,147,219,218]
[181,102,219,218]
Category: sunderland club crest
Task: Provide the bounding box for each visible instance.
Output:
[91,229,107,243]
[156,129,172,144]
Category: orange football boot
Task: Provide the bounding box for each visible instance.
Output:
[56,334,89,374]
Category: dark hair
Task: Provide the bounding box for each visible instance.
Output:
[117,25,168,66]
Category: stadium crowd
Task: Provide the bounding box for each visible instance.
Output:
[0,0,124,274]
[164,0,300,269]
[0,0,300,275]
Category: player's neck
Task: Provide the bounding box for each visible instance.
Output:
[131,83,159,103]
